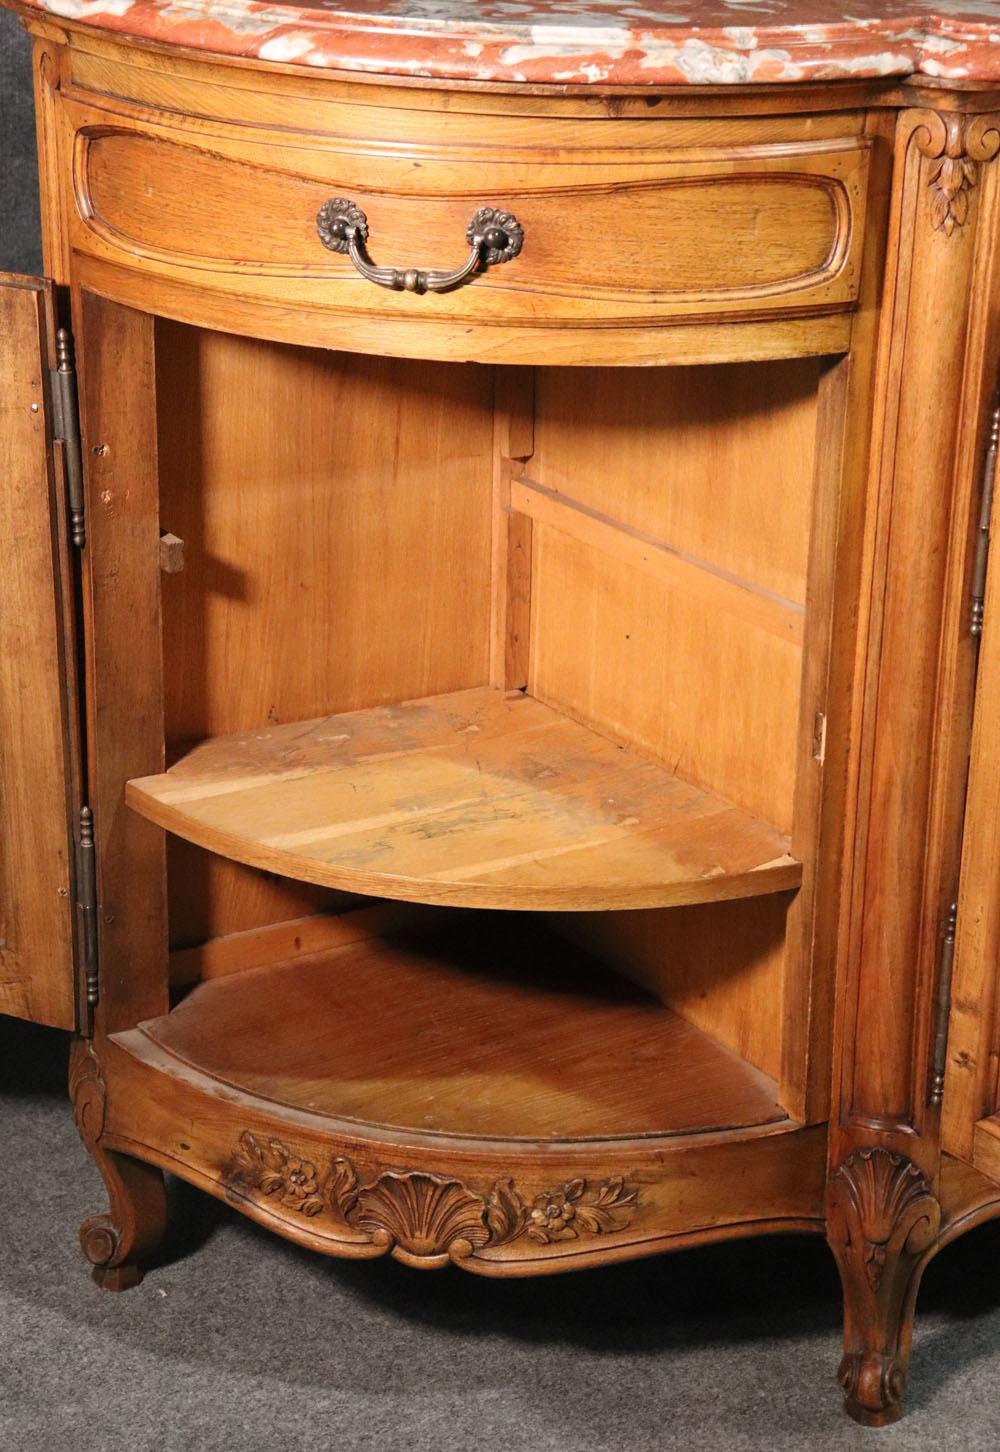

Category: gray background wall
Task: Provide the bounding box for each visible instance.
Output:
[1,9,42,273]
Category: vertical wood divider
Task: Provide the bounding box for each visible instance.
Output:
[781,113,896,1124]
[490,366,535,691]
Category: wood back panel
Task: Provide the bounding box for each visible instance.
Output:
[530,362,818,603]
[553,895,794,1083]
[527,358,825,1093]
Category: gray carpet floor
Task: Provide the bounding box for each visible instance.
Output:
[2,1016,999,1452]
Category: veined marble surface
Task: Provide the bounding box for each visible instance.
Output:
[15,0,1000,85]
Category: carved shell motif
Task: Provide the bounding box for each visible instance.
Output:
[224,1137,638,1267]
[829,1146,939,1291]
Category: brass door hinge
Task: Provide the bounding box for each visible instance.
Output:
[929,899,959,1107]
[75,805,99,1022]
[49,327,85,549]
[970,396,1000,638]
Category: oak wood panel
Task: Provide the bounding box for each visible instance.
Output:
[157,321,494,742]
[530,362,820,603]
[76,288,168,1032]
[528,525,803,831]
[128,687,800,912]
[0,274,79,1028]
[973,1116,1000,1185]
[135,916,787,1141]
[512,476,804,647]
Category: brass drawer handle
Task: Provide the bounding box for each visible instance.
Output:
[316,199,524,293]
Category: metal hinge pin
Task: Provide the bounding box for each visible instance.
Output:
[50,328,85,549]
[971,399,1000,638]
[76,805,99,1012]
[929,899,959,1107]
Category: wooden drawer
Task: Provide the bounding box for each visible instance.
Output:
[65,100,870,362]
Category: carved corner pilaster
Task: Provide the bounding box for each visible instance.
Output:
[827,1147,941,1426]
[913,111,1000,235]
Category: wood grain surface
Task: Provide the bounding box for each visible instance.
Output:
[127,686,801,911]
[138,914,788,1141]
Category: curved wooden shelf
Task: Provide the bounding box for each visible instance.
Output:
[127,687,801,911]
[123,916,787,1143]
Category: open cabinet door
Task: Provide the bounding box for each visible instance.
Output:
[0,274,81,1029]
[942,395,1000,1173]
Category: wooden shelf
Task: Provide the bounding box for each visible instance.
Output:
[127,687,801,911]
[126,916,787,1142]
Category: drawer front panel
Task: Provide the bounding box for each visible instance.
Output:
[71,122,869,335]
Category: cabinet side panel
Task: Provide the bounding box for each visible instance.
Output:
[155,322,494,949]
[0,275,78,1028]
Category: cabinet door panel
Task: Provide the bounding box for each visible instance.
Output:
[0,273,79,1028]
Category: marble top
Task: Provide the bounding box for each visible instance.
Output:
[20,0,1000,86]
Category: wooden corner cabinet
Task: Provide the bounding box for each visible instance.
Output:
[6,0,1000,1427]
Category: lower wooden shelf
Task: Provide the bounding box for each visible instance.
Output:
[123,914,786,1143]
[127,686,801,911]
[97,913,822,1275]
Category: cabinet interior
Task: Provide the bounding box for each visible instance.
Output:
[136,317,830,1140]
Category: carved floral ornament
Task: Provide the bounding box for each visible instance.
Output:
[914,111,1000,236]
[224,1131,638,1267]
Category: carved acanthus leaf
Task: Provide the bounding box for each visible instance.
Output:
[915,111,1000,236]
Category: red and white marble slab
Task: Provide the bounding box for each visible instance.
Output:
[14,0,1000,86]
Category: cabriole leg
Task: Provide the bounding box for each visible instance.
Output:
[826,1146,941,1426]
[70,1040,167,1290]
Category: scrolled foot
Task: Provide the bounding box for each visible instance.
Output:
[837,1351,906,1427]
[81,1210,148,1291]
